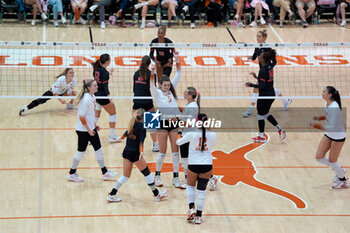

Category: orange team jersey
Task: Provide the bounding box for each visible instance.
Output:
[205,0,221,7]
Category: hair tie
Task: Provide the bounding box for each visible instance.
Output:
[196,92,200,95]
[335,89,338,94]
[134,113,140,117]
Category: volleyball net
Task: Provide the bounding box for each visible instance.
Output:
[1,41,350,99]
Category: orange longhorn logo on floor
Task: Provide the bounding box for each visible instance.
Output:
[148,134,307,209]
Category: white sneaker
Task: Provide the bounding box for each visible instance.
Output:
[109,134,120,143]
[152,142,159,152]
[333,168,347,183]
[187,208,196,220]
[41,13,47,21]
[66,103,75,109]
[101,21,106,29]
[332,180,349,189]
[154,176,163,187]
[140,21,145,29]
[340,20,346,27]
[260,17,266,25]
[54,21,59,27]
[209,175,218,191]
[278,129,286,141]
[19,106,27,116]
[242,108,253,117]
[182,5,189,13]
[249,21,257,27]
[194,216,202,224]
[89,4,98,12]
[172,177,185,189]
[155,190,168,202]
[61,16,66,24]
[102,170,118,180]
[79,17,86,25]
[31,19,36,26]
[134,2,144,9]
[67,173,84,182]
[237,22,245,28]
[72,18,76,24]
[282,99,292,111]
[106,194,122,202]
[190,23,195,29]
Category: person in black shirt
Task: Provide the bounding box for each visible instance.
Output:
[91,54,119,143]
[150,26,175,80]
[106,108,169,202]
[243,30,291,117]
[133,55,159,152]
[245,49,286,143]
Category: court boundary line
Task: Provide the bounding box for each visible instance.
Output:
[269,24,284,43]
[2,213,350,220]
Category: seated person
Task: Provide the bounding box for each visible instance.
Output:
[71,0,87,24]
[295,0,315,27]
[273,0,293,27]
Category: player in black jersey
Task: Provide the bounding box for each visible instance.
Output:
[133,55,159,152]
[91,54,119,143]
[243,30,291,117]
[150,26,175,80]
[245,49,286,143]
[106,108,168,202]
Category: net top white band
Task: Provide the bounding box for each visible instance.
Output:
[1,41,350,48]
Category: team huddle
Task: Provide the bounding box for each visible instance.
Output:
[18,27,349,224]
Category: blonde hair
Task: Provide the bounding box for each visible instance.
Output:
[186,86,200,111]
[55,67,73,79]
[75,79,95,105]
[127,108,145,134]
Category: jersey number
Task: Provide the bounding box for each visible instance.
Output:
[158,51,165,56]
[196,137,208,151]
[268,70,274,82]
[94,71,100,82]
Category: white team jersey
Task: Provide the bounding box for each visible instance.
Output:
[182,102,199,133]
[76,93,96,132]
[324,101,346,140]
[150,71,181,119]
[176,129,216,165]
[51,75,77,95]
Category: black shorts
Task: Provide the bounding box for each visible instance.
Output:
[122,150,140,163]
[76,129,101,152]
[158,119,179,132]
[96,98,111,106]
[257,98,275,116]
[133,102,154,111]
[324,134,346,142]
[188,165,212,174]
[180,142,189,158]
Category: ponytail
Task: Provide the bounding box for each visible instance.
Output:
[186,87,201,112]
[327,86,342,110]
[91,53,110,71]
[127,108,145,134]
[160,75,177,99]
[197,113,208,152]
[55,67,72,79]
[75,78,95,105]
[139,55,151,80]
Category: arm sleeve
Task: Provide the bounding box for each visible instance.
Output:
[270,57,277,68]
[102,71,110,95]
[176,132,191,146]
[252,48,258,60]
[172,70,181,88]
[150,48,155,61]
[167,39,174,58]
[150,74,159,98]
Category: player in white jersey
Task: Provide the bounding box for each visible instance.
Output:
[19,68,77,115]
[308,86,348,189]
[176,113,217,224]
[66,79,118,182]
[150,52,184,189]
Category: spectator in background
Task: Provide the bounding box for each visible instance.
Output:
[134,0,160,28]
[71,0,87,24]
[182,0,202,28]
[161,0,179,27]
[339,0,349,27]
[41,0,67,27]
[205,0,222,27]
[295,0,315,27]
[273,0,293,27]
[89,0,112,29]
[114,0,135,27]
[230,0,245,27]
[249,0,270,27]
[24,0,48,25]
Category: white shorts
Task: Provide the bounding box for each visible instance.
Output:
[161,0,178,6]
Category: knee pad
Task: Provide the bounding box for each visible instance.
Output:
[95,103,102,111]
[110,114,117,123]
[197,177,209,191]
[95,148,104,161]
[149,128,157,133]
[274,88,281,96]
[73,151,85,161]
[257,113,269,120]
[141,166,151,177]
